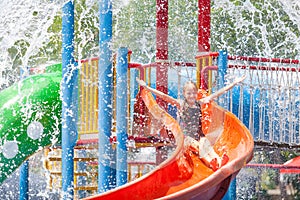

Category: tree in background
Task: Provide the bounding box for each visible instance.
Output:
[211,0,300,59]
[2,0,300,88]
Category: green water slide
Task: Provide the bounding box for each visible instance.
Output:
[0,64,62,184]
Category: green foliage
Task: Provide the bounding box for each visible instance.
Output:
[211,0,300,58]
[29,14,62,66]
[246,148,300,198]
[114,0,156,63]
[168,0,198,61]
[74,0,99,59]
[8,40,30,68]
[4,0,300,76]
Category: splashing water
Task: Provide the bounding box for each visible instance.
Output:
[211,0,300,59]
[0,0,62,89]
[1,0,300,199]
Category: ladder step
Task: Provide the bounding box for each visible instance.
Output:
[50,171,98,176]
[48,157,97,162]
[74,186,97,191]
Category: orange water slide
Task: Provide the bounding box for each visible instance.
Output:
[83,89,254,200]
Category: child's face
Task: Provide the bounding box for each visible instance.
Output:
[183,84,197,105]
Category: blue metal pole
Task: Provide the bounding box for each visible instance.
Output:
[19,160,29,200]
[217,49,228,109]
[19,67,29,200]
[116,47,128,186]
[19,161,29,200]
[218,50,236,200]
[98,0,115,193]
[223,178,237,200]
[62,1,78,199]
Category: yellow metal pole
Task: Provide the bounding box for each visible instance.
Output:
[128,163,132,182]
[147,66,151,86]
[92,60,99,132]
[84,62,89,133]
[208,56,212,94]
[196,58,201,89]
[74,150,78,195]
[79,62,85,133]
[112,56,117,134]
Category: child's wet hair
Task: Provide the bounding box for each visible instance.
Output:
[183,81,197,93]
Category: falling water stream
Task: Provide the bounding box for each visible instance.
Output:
[1,0,300,199]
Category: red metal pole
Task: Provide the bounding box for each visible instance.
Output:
[198,0,210,52]
[228,55,300,64]
[156,0,168,110]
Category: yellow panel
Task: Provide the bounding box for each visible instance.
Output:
[79,59,99,136]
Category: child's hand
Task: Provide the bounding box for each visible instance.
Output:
[136,78,147,87]
[199,75,246,104]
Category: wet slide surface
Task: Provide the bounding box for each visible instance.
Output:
[0,68,62,185]
[84,89,254,200]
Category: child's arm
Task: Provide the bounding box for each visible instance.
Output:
[199,75,246,104]
[136,78,181,108]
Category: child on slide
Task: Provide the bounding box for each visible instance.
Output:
[136,76,246,171]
